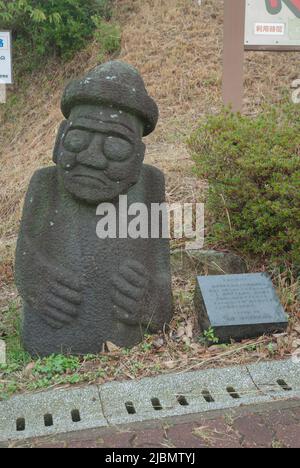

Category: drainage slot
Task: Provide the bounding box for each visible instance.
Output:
[44,414,54,427]
[277,379,292,392]
[202,390,215,403]
[227,387,240,399]
[16,418,26,432]
[71,409,81,423]
[125,401,136,415]
[177,395,189,406]
[151,398,163,411]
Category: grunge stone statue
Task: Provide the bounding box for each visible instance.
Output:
[15,61,173,356]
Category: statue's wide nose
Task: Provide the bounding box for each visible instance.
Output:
[77,135,108,169]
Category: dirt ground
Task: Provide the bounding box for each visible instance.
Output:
[0,0,299,396]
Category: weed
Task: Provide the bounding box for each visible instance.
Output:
[33,355,80,378]
[203,327,220,345]
[0,301,31,367]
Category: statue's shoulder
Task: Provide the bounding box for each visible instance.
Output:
[21,167,59,233]
[141,164,166,203]
[28,167,58,192]
[24,167,58,211]
[142,164,165,185]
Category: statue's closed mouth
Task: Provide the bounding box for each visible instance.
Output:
[72,173,109,185]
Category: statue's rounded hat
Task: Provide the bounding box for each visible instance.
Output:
[61,61,159,136]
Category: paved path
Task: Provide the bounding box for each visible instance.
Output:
[8,399,300,449]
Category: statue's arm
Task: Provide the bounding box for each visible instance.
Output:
[111,166,173,331]
[15,170,82,329]
[15,170,49,307]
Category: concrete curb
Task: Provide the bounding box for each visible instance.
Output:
[0,359,299,442]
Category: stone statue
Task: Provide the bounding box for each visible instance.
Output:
[15,61,173,356]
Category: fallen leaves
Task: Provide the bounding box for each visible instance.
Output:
[152,338,164,349]
[164,360,177,370]
[23,362,35,378]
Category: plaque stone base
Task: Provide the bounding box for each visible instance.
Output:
[195,273,288,343]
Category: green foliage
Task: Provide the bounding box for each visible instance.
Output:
[23,355,83,390]
[0,301,31,367]
[33,354,80,378]
[203,327,219,345]
[0,382,19,400]
[188,100,300,267]
[92,15,121,61]
[0,0,118,73]
[0,301,105,399]
[267,343,276,355]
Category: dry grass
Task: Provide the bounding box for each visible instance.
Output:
[0,0,299,393]
[1,0,300,266]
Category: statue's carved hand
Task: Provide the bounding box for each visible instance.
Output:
[36,265,82,330]
[111,260,149,326]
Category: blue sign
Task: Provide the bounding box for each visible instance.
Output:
[0,32,12,83]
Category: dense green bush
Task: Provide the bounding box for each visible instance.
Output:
[0,0,118,72]
[188,101,300,267]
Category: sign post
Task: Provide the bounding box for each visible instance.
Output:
[0,31,13,104]
[222,0,246,112]
[222,0,300,112]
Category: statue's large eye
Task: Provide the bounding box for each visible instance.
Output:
[63,129,90,153]
[103,136,133,162]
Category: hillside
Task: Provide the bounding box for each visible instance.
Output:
[0,0,299,381]
[1,0,299,289]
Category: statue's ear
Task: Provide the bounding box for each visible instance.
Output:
[53,120,68,164]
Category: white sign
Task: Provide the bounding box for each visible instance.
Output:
[0,31,12,84]
[245,0,300,47]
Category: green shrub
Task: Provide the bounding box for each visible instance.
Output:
[0,0,118,73]
[93,15,121,61]
[188,100,300,267]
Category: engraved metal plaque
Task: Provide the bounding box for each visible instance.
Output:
[195,273,288,342]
